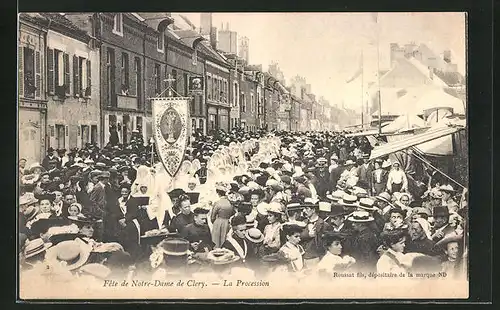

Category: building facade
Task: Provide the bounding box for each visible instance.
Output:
[239,72,258,132]
[42,15,101,152]
[205,57,231,132]
[168,29,207,135]
[18,14,48,164]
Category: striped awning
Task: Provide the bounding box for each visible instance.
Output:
[369,125,465,160]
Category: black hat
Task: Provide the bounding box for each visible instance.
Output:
[433,206,449,218]
[329,203,347,217]
[168,188,186,200]
[230,214,246,227]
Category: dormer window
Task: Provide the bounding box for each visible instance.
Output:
[113,13,123,36]
[157,32,164,52]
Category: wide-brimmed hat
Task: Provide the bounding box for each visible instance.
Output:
[28,163,46,174]
[157,238,190,256]
[24,205,40,222]
[45,239,91,270]
[326,190,346,202]
[351,186,369,198]
[345,159,355,165]
[347,211,374,223]
[24,238,53,259]
[168,188,186,200]
[19,193,39,207]
[429,188,443,199]
[381,159,392,169]
[329,203,348,217]
[338,194,359,207]
[435,233,464,249]
[89,170,102,180]
[439,184,456,193]
[267,202,285,215]
[433,206,450,218]
[256,202,270,216]
[375,192,392,204]
[98,171,110,179]
[358,198,377,211]
[245,228,265,243]
[207,248,240,265]
[413,207,431,217]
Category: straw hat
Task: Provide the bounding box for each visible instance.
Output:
[435,233,464,249]
[347,211,374,223]
[439,184,456,193]
[245,228,265,243]
[19,193,39,207]
[357,198,377,211]
[24,238,53,259]
[375,192,392,204]
[267,202,285,215]
[256,202,270,216]
[338,194,359,207]
[326,190,346,202]
[45,239,91,270]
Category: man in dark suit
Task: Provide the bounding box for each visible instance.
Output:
[329,159,345,190]
[42,147,59,171]
[222,214,251,265]
[371,159,389,195]
[357,154,374,194]
[88,171,110,240]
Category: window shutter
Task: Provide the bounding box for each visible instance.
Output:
[47,48,54,94]
[35,50,41,98]
[129,60,136,96]
[73,55,79,97]
[86,59,91,97]
[64,53,70,95]
[18,46,24,97]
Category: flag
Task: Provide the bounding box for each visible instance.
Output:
[153,97,190,177]
[346,51,363,83]
[371,12,378,23]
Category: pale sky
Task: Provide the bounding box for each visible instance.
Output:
[179,12,466,110]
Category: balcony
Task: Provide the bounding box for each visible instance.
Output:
[116,94,139,111]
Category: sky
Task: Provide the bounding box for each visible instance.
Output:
[178,12,466,110]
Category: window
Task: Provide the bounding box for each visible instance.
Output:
[240,93,246,113]
[209,114,216,130]
[157,32,164,52]
[90,125,98,145]
[191,118,196,133]
[19,46,40,98]
[184,72,189,96]
[233,83,238,107]
[207,75,212,100]
[198,119,204,133]
[81,125,89,146]
[121,52,129,94]
[55,125,65,149]
[113,13,123,36]
[154,64,161,95]
[106,48,116,106]
[251,94,255,113]
[134,57,142,108]
[73,56,89,97]
[136,116,143,132]
[190,97,195,115]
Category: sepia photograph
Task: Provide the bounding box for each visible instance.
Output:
[17,12,468,300]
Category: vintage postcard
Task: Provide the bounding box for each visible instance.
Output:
[18,12,468,300]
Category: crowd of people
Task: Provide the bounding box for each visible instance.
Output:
[18,128,468,285]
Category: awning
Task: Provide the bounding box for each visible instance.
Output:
[369,125,465,160]
[345,130,379,137]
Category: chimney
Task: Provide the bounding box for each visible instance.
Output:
[210,27,217,49]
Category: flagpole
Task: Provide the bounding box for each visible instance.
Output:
[375,14,382,135]
[361,49,364,129]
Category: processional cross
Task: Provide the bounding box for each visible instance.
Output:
[164,74,176,97]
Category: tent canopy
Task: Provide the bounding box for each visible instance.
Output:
[382,114,427,134]
[369,125,465,160]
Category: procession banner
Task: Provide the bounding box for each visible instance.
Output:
[152,97,191,177]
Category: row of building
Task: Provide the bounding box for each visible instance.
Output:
[19,12,348,164]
